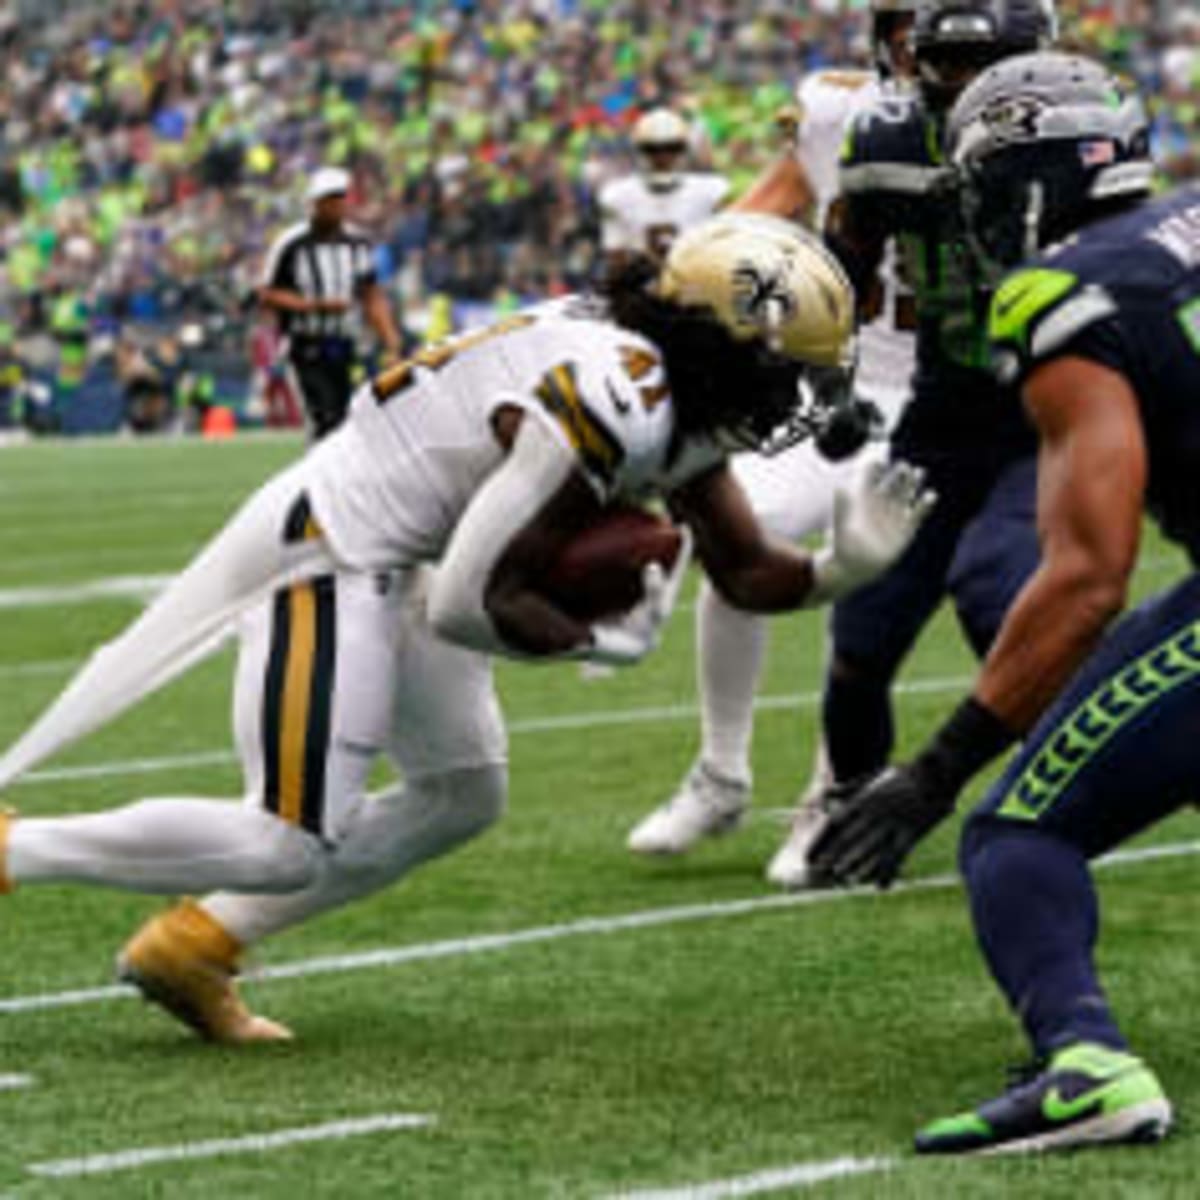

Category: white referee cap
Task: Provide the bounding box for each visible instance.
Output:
[306,166,351,202]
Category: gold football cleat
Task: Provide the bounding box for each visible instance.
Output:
[117,900,292,1044]
[0,809,14,894]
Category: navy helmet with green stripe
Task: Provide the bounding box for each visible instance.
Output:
[947,51,1153,273]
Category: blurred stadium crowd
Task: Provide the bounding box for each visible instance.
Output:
[0,0,1195,435]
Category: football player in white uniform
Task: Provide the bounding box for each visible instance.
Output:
[598,107,731,270]
[626,1,918,883]
[0,215,933,1044]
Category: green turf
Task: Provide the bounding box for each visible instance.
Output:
[0,435,1195,1197]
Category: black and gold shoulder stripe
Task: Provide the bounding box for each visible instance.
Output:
[261,576,337,835]
[282,492,322,543]
[534,362,624,490]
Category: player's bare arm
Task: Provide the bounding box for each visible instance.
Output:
[731,155,815,223]
[971,356,1147,731]
[670,456,933,613]
[668,461,818,611]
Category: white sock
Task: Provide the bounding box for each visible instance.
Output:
[7,799,322,894]
[696,581,767,786]
[203,764,506,946]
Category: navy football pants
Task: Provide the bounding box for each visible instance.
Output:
[960,572,1200,1053]
[824,453,1041,782]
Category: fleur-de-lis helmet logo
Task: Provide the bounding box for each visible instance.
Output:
[732,256,797,340]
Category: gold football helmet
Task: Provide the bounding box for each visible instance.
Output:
[656,213,861,455]
[657,212,854,369]
[632,107,690,191]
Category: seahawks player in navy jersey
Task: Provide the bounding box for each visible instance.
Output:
[782,0,1054,871]
[814,51,1184,1153]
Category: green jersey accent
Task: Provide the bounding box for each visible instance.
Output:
[989,268,1078,348]
[998,618,1200,820]
[1177,296,1200,356]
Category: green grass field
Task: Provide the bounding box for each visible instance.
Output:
[0,435,1195,1198]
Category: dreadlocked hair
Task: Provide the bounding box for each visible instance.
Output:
[600,254,803,446]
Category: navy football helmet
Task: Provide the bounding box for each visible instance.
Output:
[947,51,1153,271]
[913,0,1057,109]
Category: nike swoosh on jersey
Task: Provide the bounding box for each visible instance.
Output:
[606,381,632,415]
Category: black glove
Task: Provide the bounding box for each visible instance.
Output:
[814,394,881,462]
[807,760,955,888]
[809,696,1017,888]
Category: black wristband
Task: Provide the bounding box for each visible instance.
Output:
[919,696,1017,796]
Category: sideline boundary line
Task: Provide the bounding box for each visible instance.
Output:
[2,838,1196,1017]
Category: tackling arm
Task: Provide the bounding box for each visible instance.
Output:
[973,357,1146,731]
[809,357,1147,887]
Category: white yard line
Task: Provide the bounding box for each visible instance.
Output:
[25,1112,434,1178]
[1,838,1195,1017]
[0,575,171,610]
[0,657,82,678]
[0,1074,34,1091]
[606,1155,896,1198]
[10,675,975,788]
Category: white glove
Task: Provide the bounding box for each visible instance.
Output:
[808,459,936,605]
[577,528,693,667]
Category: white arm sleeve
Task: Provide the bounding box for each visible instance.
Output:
[427,412,578,655]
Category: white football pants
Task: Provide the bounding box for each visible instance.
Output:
[3,460,508,941]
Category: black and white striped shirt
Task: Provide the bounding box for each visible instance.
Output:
[259,221,378,340]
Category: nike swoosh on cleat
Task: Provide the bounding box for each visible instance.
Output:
[1041,1086,1106,1123]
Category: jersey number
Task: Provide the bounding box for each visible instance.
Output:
[373,314,536,403]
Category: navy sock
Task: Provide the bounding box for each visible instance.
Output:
[822,661,893,783]
[960,818,1127,1058]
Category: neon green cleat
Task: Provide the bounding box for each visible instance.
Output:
[915,1042,1172,1155]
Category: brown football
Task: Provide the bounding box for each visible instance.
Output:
[542,506,685,622]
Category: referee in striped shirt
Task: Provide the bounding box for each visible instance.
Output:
[259,167,402,439]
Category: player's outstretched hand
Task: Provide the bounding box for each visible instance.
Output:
[807,761,955,889]
[810,459,936,603]
[584,529,693,667]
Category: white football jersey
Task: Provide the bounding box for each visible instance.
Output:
[794,69,881,230]
[794,69,915,418]
[598,172,730,260]
[305,299,723,571]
